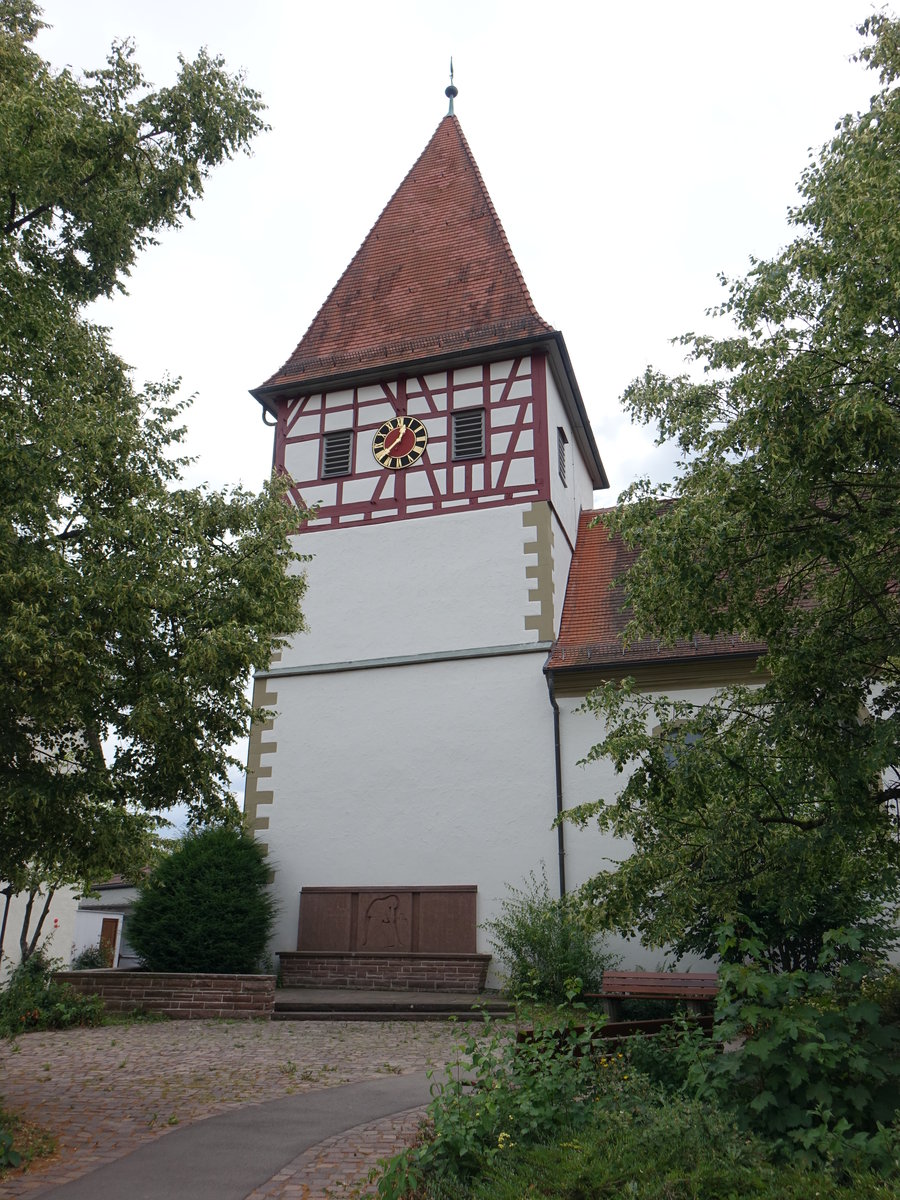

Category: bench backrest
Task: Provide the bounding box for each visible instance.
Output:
[599,970,719,999]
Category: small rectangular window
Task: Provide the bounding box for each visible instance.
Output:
[322,429,353,477]
[452,408,485,459]
[557,427,568,487]
[655,721,703,767]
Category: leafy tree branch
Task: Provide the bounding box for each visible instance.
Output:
[0,2,308,961]
[567,16,900,970]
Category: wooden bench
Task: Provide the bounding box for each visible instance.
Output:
[585,970,719,1021]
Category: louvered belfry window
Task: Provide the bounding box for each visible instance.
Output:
[452,408,485,459]
[322,430,353,477]
[557,427,568,486]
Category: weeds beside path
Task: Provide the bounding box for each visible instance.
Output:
[0,1019,470,1197]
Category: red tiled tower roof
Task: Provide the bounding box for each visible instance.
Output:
[256,115,554,394]
[547,510,767,671]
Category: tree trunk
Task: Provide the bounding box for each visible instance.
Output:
[18,885,57,963]
[0,883,12,966]
[23,886,56,961]
[18,887,36,962]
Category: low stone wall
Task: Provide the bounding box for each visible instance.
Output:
[278,951,491,992]
[56,970,275,1020]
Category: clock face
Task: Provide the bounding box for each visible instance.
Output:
[372,416,428,470]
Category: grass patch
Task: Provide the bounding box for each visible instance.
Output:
[451,1106,900,1199]
[0,1104,57,1179]
[100,1009,171,1026]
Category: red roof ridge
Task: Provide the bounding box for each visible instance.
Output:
[257,115,554,394]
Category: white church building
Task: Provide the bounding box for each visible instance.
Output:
[244,100,758,989]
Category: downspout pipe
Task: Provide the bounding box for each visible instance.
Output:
[546,670,566,897]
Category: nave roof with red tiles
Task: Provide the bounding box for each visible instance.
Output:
[547,509,767,672]
[256,115,553,394]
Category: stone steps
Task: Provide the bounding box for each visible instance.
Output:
[272,992,513,1022]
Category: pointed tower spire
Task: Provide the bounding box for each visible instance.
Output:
[445,59,457,116]
[257,115,553,394]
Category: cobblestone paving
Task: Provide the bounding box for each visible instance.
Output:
[0,1020,468,1199]
[245,1106,427,1200]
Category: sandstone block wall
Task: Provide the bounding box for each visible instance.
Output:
[277,951,490,992]
[56,970,275,1019]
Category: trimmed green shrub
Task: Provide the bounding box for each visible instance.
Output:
[127,827,276,974]
[0,949,103,1036]
[483,868,617,1002]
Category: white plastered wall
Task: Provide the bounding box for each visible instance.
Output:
[283,503,544,669]
[0,885,78,981]
[554,680,737,971]
[545,371,597,537]
[75,885,141,968]
[263,651,559,988]
[71,910,123,967]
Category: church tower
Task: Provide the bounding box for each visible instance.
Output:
[246,97,607,987]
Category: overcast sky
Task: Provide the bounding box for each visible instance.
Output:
[36,0,878,503]
[32,2,879,813]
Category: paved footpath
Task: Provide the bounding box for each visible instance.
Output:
[0,1020,472,1199]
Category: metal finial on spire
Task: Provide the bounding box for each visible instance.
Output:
[445,58,458,115]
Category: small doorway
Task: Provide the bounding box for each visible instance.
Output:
[99,918,120,967]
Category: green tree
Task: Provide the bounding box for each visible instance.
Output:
[574,684,898,970]
[0,2,308,959]
[127,826,276,974]
[569,15,900,970]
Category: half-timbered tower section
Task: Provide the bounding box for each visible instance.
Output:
[246,110,608,987]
